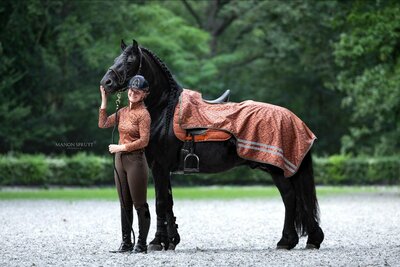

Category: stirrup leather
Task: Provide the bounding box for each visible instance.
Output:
[172,132,200,174]
[183,132,200,173]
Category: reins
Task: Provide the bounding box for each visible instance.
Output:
[105,45,181,251]
[111,92,136,249]
[111,46,178,144]
[109,47,143,88]
[109,47,145,250]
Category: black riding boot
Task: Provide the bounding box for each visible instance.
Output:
[110,207,133,253]
[134,203,151,253]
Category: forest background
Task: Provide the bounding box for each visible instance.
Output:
[1,0,399,185]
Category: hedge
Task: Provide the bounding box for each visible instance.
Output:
[0,153,112,186]
[313,155,400,185]
[0,153,399,186]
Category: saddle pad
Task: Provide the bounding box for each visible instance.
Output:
[173,115,232,142]
[175,89,317,178]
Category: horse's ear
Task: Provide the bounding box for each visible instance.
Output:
[121,39,127,51]
[132,39,139,54]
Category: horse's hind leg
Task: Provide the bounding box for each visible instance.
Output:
[270,168,299,249]
[291,152,324,249]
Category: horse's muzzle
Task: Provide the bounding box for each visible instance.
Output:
[100,74,117,94]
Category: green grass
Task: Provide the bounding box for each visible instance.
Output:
[0,186,398,200]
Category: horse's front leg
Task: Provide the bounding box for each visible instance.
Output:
[148,162,180,251]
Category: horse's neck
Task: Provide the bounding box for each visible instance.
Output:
[141,54,180,121]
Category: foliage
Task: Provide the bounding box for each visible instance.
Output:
[0,0,211,154]
[0,0,399,157]
[168,0,349,154]
[333,0,400,155]
[314,155,400,185]
[0,153,399,186]
[0,153,112,186]
[0,154,48,185]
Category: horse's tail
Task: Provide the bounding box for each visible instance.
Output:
[291,151,320,236]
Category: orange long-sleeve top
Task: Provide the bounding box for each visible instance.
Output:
[98,102,151,152]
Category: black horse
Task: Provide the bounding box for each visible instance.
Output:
[100,40,324,251]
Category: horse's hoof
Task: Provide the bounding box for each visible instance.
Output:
[276,234,298,250]
[276,244,296,250]
[276,245,291,250]
[166,243,176,250]
[165,233,180,251]
[306,226,324,250]
[276,240,297,250]
[305,243,320,249]
[148,243,163,251]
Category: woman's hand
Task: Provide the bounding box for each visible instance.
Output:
[109,144,126,153]
[100,85,108,109]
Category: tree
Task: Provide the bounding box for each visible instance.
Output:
[168,0,349,154]
[0,0,211,154]
[333,0,400,155]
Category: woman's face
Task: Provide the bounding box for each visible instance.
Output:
[128,88,146,103]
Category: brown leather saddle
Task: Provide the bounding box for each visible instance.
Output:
[172,89,233,174]
[173,89,232,142]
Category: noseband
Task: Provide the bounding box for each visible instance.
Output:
[108,47,143,92]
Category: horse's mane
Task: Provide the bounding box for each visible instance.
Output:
[141,47,182,138]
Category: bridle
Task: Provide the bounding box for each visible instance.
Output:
[108,47,143,92]
[109,46,144,250]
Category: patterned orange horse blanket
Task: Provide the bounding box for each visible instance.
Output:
[174,89,317,178]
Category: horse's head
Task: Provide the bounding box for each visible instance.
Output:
[100,39,143,94]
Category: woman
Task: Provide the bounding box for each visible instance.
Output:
[98,75,151,253]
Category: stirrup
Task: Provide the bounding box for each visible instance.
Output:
[183,153,199,173]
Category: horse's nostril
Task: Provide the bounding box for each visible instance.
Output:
[106,79,113,86]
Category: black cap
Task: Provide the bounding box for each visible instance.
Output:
[128,75,149,91]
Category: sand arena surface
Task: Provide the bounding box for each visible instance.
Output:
[1,193,399,266]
